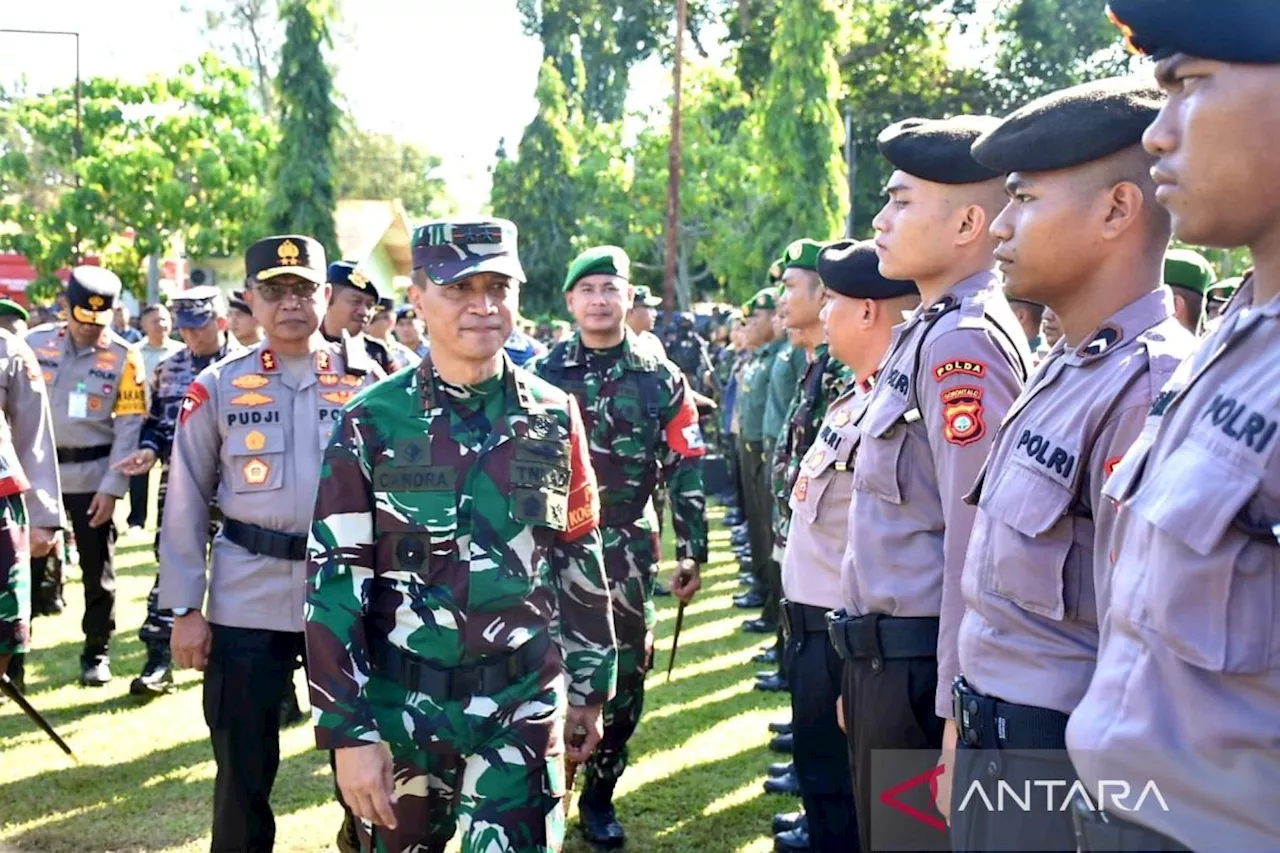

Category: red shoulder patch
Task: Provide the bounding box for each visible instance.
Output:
[664,389,706,458]
[1104,455,1124,477]
[933,359,987,382]
[179,382,211,426]
[563,401,601,542]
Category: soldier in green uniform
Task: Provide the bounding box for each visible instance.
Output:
[736,286,783,635]
[305,219,619,853]
[530,245,706,849]
[1162,246,1216,334]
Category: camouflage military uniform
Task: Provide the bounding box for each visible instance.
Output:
[529,330,707,796]
[135,335,241,660]
[306,355,618,853]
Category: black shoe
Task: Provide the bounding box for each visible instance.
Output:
[768,721,792,735]
[764,769,802,796]
[772,812,805,835]
[80,656,112,687]
[129,648,174,699]
[774,823,812,851]
[0,654,24,702]
[756,674,789,693]
[579,785,626,850]
[769,733,794,754]
[768,761,793,778]
[742,619,774,634]
[753,647,779,665]
[735,590,766,609]
[280,686,306,727]
[653,582,672,597]
[725,511,744,526]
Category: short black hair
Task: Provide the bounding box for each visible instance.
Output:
[140,303,167,320]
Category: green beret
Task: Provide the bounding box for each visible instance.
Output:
[767,257,785,283]
[782,239,824,273]
[748,288,778,313]
[0,299,29,322]
[1163,248,1215,295]
[971,77,1164,175]
[564,245,630,292]
[1108,0,1280,63]
[1209,275,1243,301]
[878,115,1004,185]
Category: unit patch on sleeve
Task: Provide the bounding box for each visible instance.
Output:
[933,359,988,382]
[940,386,986,447]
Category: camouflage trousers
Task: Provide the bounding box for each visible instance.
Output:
[0,495,30,657]
[580,520,658,790]
[358,651,567,853]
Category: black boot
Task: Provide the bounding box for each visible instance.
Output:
[0,653,24,703]
[579,778,626,850]
[129,645,174,698]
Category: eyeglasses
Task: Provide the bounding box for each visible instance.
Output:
[252,280,320,303]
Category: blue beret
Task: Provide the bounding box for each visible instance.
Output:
[1108,0,1280,63]
[818,240,917,300]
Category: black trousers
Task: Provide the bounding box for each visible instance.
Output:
[843,655,945,853]
[204,625,305,853]
[30,491,116,658]
[738,442,772,591]
[127,472,149,527]
[951,743,1077,852]
[789,630,857,853]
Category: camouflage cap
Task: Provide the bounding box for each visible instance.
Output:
[633,284,663,308]
[564,245,630,292]
[171,285,224,329]
[412,218,526,286]
[1163,248,1215,295]
[782,238,825,273]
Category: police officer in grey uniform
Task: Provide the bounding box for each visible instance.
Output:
[778,240,918,853]
[114,286,241,698]
[26,267,147,686]
[944,76,1197,850]
[159,235,382,853]
[826,116,1030,851]
[1066,5,1280,852]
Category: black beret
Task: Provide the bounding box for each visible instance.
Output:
[327,260,383,300]
[1108,0,1280,63]
[245,235,326,284]
[878,115,1004,184]
[818,240,917,300]
[972,76,1164,175]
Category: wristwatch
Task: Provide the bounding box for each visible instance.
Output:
[172,608,193,617]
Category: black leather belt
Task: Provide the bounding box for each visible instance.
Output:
[952,676,1069,750]
[222,517,308,561]
[781,600,831,636]
[56,445,111,464]
[1071,794,1189,852]
[371,631,554,701]
[826,611,939,664]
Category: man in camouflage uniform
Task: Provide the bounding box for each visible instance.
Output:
[26,267,148,686]
[0,328,64,687]
[113,286,241,698]
[306,219,618,853]
[531,245,706,850]
[160,236,383,853]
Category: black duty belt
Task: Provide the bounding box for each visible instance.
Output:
[952,676,1069,751]
[56,445,111,464]
[826,611,939,665]
[222,517,308,561]
[781,600,832,637]
[1071,794,1189,852]
[371,630,554,701]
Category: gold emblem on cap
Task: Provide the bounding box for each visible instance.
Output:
[787,241,804,261]
[88,295,105,309]
[349,269,370,289]
[278,239,300,266]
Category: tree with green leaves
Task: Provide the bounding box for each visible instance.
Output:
[333,117,452,219]
[489,59,583,316]
[0,56,274,300]
[264,0,339,259]
[746,0,847,275]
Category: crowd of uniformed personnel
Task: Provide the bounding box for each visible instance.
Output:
[0,2,1277,852]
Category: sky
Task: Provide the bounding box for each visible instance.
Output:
[0,0,569,212]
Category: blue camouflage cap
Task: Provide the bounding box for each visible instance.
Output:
[412,217,526,286]
[171,285,223,329]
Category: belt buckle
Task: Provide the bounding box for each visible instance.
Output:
[953,676,982,746]
[450,666,484,700]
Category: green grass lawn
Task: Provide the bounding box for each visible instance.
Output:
[0,492,793,852]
